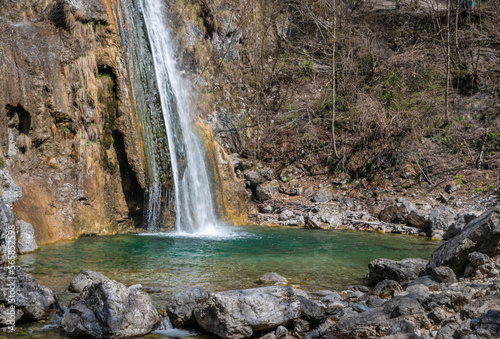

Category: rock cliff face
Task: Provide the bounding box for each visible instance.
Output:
[0,0,147,243]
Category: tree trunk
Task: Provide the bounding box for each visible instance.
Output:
[332,0,339,158]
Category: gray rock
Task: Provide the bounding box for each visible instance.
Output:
[366,295,385,308]
[259,333,276,339]
[0,168,22,209]
[211,11,242,62]
[259,168,273,181]
[408,275,441,291]
[15,220,37,254]
[428,206,457,232]
[167,287,209,328]
[432,266,458,283]
[245,171,264,187]
[275,325,288,339]
[61,280,161,338]
[0,197,15,266]
[468,251,491,267]
[208,112,244,153]
[68,269,110,293]
[372,279,403,298]
[306,206,341,229]
[194,286,300,339]
[0,266,55,326]
[348,285,369,293]
[278,210,294,222]
[256,180,280,202]
[367,258,428,286]
[443,211,480,239]
[311,188,332,203]
[229,154,243,171]
[384,296,430,328]
[294,319,310,333]
[379,201,416,224]
[352,303,370,313]
[297,295,326,322]
[259,272,288,286]
[50,0,108,25]
[259,205,274,214]
[427,207,500,275]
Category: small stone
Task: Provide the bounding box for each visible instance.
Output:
[468,252,491,267]
[432,266,458,283]
[259,272,288,286]
[278,209,294,222]
[294,319,310,333]
[260,205,274,214]
[444,183,456,194]
[275,325,288,339]
[311,189,332,203]
[352,303,370,313]
[372,279,403,298]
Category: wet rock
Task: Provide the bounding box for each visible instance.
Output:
[68,269,110,293]
[310,189,332,203]
[0,267,56,326]
[432,266,458,283]
[428,206,457,233]
[61,280,161,338]
[379,201,415,224]
[278,210,295,222]
[15,220,37,254]
[367,258,428,286]
[427,207,500,275]
[194,286,300,339]
[259,272,288,286]
[167,287,209,328]
[372,279,403,298]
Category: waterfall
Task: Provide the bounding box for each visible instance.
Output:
[137,0,218,233]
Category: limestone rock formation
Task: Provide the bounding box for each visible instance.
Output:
[427,207,500,275]
[367,258,428,286]
[68,269,110,293]
[15,220,37,254]
[0,267,55,326]
[62,279,161,338]
[194,286,300,339]
[166,287,210,328]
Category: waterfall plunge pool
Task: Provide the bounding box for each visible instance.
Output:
[19,225,439,308]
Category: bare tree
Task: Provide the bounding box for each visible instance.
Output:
[332,0,339,158]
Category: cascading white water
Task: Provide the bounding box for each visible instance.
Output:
[138,0,218,233]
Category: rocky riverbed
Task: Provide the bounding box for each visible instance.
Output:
[1,206,499,338]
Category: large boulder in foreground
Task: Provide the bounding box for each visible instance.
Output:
[0,266,56,326]
[167,287,209,328]
[367,258,428,286]
[68,269,110,293]
[62,280,161,338]
[427,207,500,275]
[194,286,300,339]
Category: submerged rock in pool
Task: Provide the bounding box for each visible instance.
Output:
[194,286,300,339]
[0,266,56,326]
[68,269,110,293]
[62,280,161,338]
[259,272,288,286]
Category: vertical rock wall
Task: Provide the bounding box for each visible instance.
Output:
[0,0,147,244]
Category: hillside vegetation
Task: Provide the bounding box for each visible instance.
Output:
[170,0,500,196]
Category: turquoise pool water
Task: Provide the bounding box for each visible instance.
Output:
[10,226,440,338]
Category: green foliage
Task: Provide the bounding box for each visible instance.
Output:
[381,70,406,109]
[63,127,70,133]
[487,131,498,142]
[452,174,464,185]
